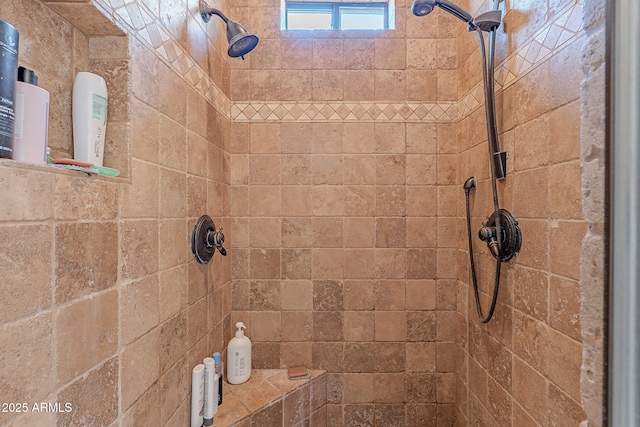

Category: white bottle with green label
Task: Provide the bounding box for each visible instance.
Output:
[72,72,108,166]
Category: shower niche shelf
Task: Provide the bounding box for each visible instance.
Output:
[1,0,132,179]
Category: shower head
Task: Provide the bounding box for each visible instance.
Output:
[225,21,259,58]
[199,0,259,59]
[410,0,475,26]
[410,0,437,16]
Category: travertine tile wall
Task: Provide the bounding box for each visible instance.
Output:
[230,0,603,426]
[454,0,597,426]
[0,0,233,425]
[228,1,463,426]
[0,0,606,425]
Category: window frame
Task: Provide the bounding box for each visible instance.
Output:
[284,1,390,30]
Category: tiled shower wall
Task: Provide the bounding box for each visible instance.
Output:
[454,0,590,425]
[0,0,233,425]
[0,0,606,426]
[229,0,600,426]
[227,0,464,425]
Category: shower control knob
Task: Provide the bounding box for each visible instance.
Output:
[478,226,496,242]
[192,215,227,264]
[478,209,522,262]
[212,227,227,256]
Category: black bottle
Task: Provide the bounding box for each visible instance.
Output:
[0,18,19,158]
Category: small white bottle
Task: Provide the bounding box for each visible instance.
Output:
[72,71,108,166]
[203,357,218,426]
[227,322,251,384]
[212,352,223,405]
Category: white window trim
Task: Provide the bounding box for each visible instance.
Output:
[280,0,395,31]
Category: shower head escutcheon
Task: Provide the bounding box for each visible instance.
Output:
[410,0,475,26]
[199,0,259,59]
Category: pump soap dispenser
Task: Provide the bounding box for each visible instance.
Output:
[227,322,251,384]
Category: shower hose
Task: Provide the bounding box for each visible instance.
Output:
[463,23,504,323]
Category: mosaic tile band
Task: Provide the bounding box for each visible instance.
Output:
[94,0,582,123]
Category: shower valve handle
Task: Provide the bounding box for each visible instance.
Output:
[479,224,500,258]
[207,227,227,256]
[478,224,496,242]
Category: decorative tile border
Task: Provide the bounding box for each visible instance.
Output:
[231,101,458,122]
[231,1,583,123]
[94,0,231,117]
[92,0,581,124]
[458,1,584,118]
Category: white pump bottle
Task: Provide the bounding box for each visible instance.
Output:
[227,322,251,384]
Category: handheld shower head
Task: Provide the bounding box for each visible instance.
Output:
[411,0,437,16]
[410,0,475,26]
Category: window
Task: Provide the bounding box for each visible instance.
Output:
[283,0,394,30]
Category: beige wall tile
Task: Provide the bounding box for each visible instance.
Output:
[58,358,118,426]
[0,225,52,322]
[512,357,548,425]
[0,169,52,221]
[340,70,375,101]
[250,311,282,341]
[281,39,313,70]
[121,328,160,410]
[344,39,375,70]
[159,265,188,322]
[406,280,436,310]
[121,159,159,218]
[0,312,53,405]
[548,383,587,426]
[550,220,586,280]
[282,311,313,341]
[344,122,375,154]
[56,290,118,384]
[343,311,374,341]
[374,70,406,100]
[120,220,159,280]
[313,39,344,69]
[549,161,583,219]
[159,312,188,374]
[122,384,161,427]
[313,70,343,101]
[547,328,582,401]
[54,175,118,220]
[345,186,375,217]
[549,101,581,163]
[549,275,581,341]
[343,373,374,403]
[282,123,313,153]
[375,39,406,70]
[250,186,281,216]
[55,221,118,303]
[159,357,188,425]
[375,311,407,341]
[120,275,160,346]
[513,310,549,374]
[406,342,436,372]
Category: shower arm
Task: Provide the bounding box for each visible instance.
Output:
[199,0,230,23]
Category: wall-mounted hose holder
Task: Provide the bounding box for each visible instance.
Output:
[192,215,226,264]
[478,209,522,261]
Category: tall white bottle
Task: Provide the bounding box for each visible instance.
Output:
[13,67,49,165]
[72,72,108,166]
[227,322,251,384]
[191,364,205,427]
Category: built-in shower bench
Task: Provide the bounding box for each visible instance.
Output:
[214,369,327,426]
